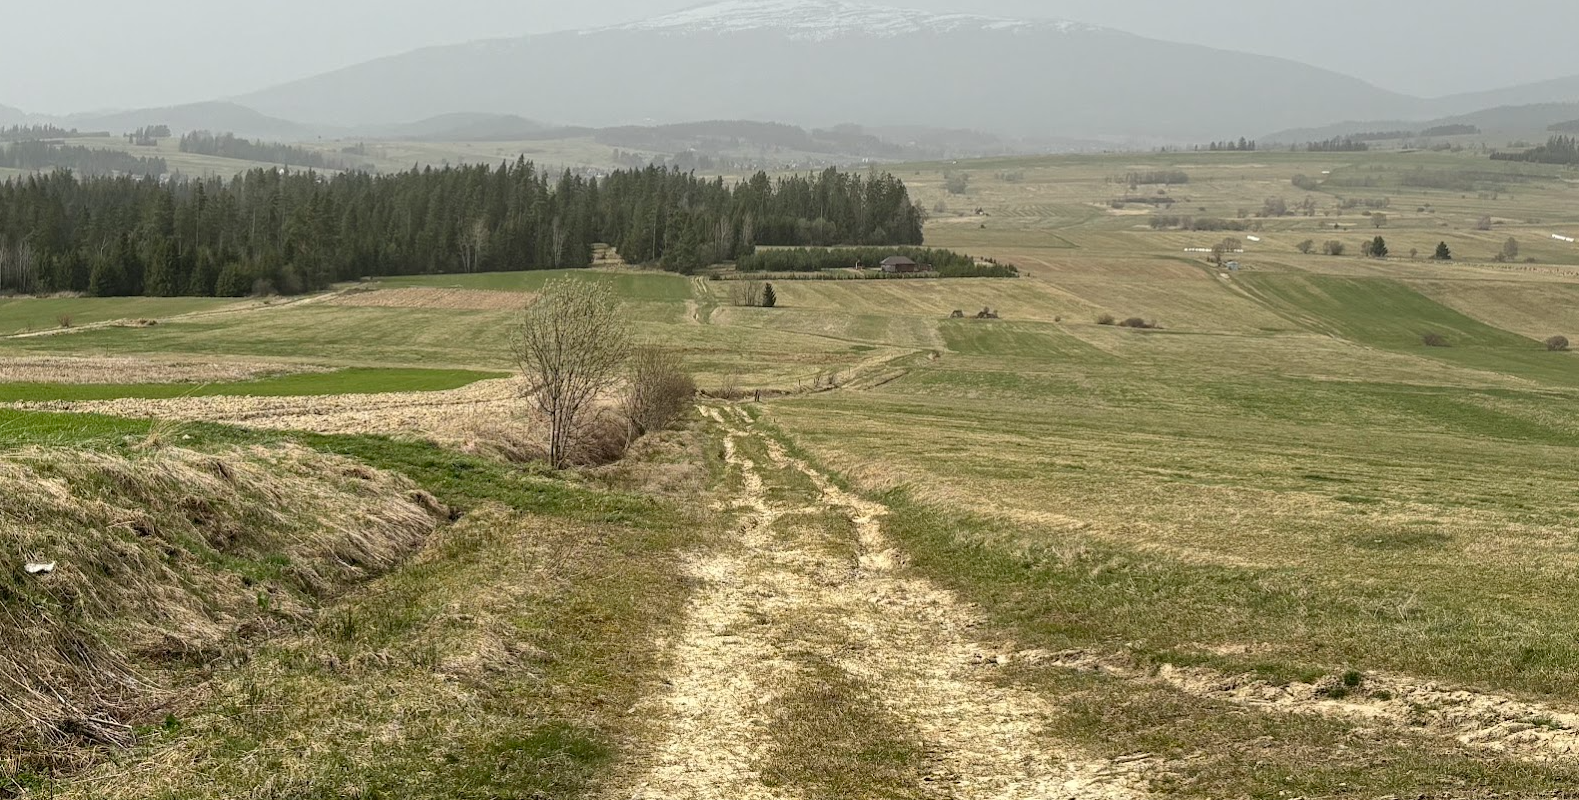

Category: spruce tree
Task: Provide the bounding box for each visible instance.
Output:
[761,283,777,309]
[1370,236,1388,259]
[1434,242,1453,261]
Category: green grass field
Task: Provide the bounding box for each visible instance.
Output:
[12,146,1579,798]
[0,296,242,334]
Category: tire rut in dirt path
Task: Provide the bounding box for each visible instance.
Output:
[618,406,1151,800]
[1037,649,1579,762]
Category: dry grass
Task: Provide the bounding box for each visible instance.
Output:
[0,356,326,385]
[38,496,696,799]
[327,287,533,311]
[0,444,448,777]
[10,377,528,446]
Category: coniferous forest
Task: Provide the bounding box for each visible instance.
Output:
[0,162,926,296]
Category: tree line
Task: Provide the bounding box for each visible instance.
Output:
[1304,137,1371,153]
[736,246,1013,277]
[1492,135,1579,166]
[0,141,167,178]
[179,131,350,170]
[0,125,108,142]
[0,162,925,296]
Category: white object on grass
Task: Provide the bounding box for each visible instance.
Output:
[24,562,56,575]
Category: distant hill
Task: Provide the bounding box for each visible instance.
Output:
[232,0,1425,142]
[1264,102,1579,144]
[1431,75,1579,117]
[61,102,321,141]
[360,113,551,141]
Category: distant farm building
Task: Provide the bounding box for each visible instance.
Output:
[880,256,927,274]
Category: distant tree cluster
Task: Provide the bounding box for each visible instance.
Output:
[0,141,166,178]
[1420,124,1480,137]
[1203,138,1257,152]
[1291,174,1323,191]
[736,246,1012,277]
[126,125,171,146]
[0,125,107,142]
[179,131,350,170]
[1492,135,1579,166]
[0,162,925,296]
[1350,130,1415,142]
[616,168,925,274]
[1124,170,1189,186]
[1548,120,1579,134]
[1305,137,1371,153]
[1149,216,1249,232]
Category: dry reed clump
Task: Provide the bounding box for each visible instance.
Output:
[0,356,328,385]
[0,444,449,771]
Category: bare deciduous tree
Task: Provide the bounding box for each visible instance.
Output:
[458,219,488,274]
[513,279,632,469]
[550,215,568,269]
[0,241,38,294]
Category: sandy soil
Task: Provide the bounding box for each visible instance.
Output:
[1036,650,1579,762]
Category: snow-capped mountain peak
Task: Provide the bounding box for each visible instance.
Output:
[596,0,1098,40]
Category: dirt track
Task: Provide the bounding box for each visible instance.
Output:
[619,407,1150,799]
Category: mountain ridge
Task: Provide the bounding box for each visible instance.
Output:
[230,0,1422,140]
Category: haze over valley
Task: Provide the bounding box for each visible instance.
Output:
[5,3,1579,799]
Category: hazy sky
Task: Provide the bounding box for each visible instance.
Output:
[7,0,1577,114]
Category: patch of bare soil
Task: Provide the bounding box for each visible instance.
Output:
[0,356,327,385]
[620,407,1151,799]
[10,378,532,452]
[326,287,531,311]
[1032,650,1579,762]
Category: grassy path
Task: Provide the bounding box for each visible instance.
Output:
[614,406,1149,799]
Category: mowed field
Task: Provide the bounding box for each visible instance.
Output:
[6,147,1579,797]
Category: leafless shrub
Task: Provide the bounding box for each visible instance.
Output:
[623,345,697,439]
[1423,332,1450,348]
[1119,318,1159,329]
[1096,313,1116,326]
[56,314,72,329]
[1547,335,1570,352]
[729,280,766,308]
